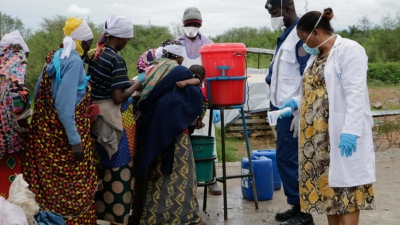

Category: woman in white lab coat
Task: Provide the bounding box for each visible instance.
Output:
[280,8,375,225]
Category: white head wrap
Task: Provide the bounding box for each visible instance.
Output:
[105,15,134,38]
[155,45,184,59]
[61,19,93,59]
[155,47,164,59]
[0,30,29,52]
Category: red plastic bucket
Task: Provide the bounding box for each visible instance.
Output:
[200,43,247,106]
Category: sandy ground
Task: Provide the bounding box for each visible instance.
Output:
[98,148,400,225]
[197,148,400,225]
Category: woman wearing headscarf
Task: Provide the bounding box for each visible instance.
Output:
[88,15,139,225]
[131,39,204,225]
[137,48,157,74]
[0,30,31,199]
[23,17,97,225]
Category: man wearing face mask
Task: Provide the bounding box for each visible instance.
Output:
[265,0,313,225]
[176,7,223,196]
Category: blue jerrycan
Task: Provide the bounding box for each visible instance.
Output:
[252,149,282,190]
[241,156,273,201]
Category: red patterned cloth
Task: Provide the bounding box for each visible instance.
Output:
[0,152,22,199]
[22,63,98,224]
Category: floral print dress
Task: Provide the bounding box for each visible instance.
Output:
[298,53,375,215]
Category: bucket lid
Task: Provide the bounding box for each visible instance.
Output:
[200,43,247,53]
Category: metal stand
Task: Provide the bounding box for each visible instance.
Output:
[196,156,217,212]
[199,66,259,221]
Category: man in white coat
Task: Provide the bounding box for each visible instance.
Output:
[265,0,313,224]
[176,6,222,195]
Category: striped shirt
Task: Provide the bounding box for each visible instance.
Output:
[88,46,131,99]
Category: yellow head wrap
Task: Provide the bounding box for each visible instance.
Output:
[60,17,93,59]
[63,17,83,36]
[63,18,84,56]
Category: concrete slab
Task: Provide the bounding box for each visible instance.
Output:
[98,148,400,224]
[198,149,400,225]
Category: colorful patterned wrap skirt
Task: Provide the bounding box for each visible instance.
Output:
[22,71,98,225]
[95,100,136,224]
[132,133,202,225]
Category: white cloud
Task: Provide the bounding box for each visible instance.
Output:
[66,4,91,16]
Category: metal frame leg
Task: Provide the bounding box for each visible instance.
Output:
[241,108,259,210]
[203,185,207,211]
[220,108,228,220]
[202,106,258,220]
[202,109,215,212]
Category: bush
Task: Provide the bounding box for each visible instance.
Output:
[368,62,400,84]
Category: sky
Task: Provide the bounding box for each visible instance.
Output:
[2,0,400,37]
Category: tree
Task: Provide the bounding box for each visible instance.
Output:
[381,13,395,30]
[358,15,373,32]
[121,24,174,77]
[0,11,29,38]
[170,21,183,39]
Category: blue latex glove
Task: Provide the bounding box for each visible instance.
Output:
[338,133,357,157]
[279,98,297,118]
[213,110,221,123]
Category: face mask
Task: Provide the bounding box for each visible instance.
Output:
[303,43,320,55]
[270,0,285,30]
[303,33,336,55]
[271,16,284,30]
[183,27,199,38]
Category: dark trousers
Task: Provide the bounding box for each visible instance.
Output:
[271,103,300,206]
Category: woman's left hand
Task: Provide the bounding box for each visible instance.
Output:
[338,133,357,157]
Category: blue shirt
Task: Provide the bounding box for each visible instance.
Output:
[266,18,310,85]
[34,50,87,146]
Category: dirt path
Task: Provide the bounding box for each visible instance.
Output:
[198,148,400,224]
[369,87,400,110]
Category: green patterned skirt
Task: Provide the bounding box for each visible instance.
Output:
[132,133,202,225]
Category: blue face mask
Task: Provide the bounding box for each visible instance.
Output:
[303,43,320,55]
[302,14,336,56]
[303,32,336,56]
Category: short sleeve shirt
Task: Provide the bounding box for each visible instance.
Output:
[88,46,131,99]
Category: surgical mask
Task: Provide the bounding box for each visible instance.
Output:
[271,16,284,30]
[302,14,335,56]
[303,33,336,55]
[183,27,199,38]
[270,0,285,30]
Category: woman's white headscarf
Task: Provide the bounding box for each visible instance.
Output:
[155,45,185,59]
[0,30,29,52]
[104,15,134,38]
[61,17,93,59]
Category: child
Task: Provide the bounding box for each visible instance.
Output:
[176,64,207,134]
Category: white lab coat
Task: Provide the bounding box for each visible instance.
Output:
[269,26,302,107]
[293,35,376,187]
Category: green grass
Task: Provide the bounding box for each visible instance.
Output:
[374,119,400,135]
[215,127,242,162]
[367,79,400,88]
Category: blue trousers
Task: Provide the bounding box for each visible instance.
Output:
[271,104,300,206]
